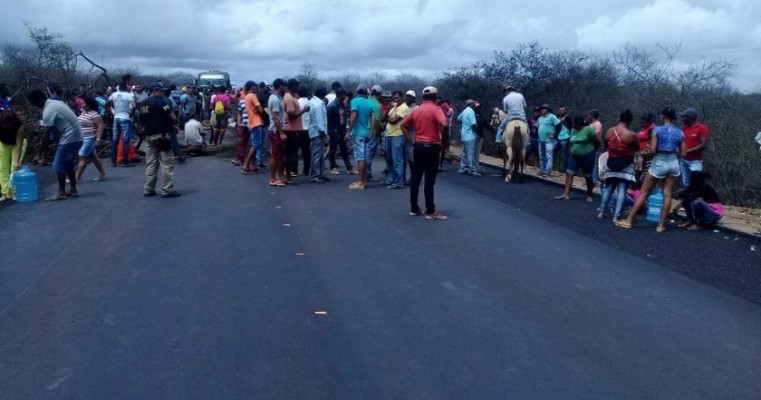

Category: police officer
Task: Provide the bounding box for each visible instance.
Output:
[137,83,181,198]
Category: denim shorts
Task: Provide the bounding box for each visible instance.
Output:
[649,153,681,179]
[565,151,595,177]
[53,142,82,172]
[352,135,369,162]
[250,126,264,150]
[78,137,97,157]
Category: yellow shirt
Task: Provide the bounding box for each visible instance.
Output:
[386,103,409,137]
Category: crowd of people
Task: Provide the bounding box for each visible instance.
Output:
[0,76,732,230]
[487,84,722,232]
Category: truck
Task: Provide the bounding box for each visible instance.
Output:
[196,70,231,90]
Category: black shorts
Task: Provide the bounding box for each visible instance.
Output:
[213,113,228,129]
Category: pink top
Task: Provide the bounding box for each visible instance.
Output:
[709,203,725,216]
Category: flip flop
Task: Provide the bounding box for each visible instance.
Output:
[614,220,631,229]
[656,225,666,233]
[65,192,80,198]
[554,195,570,200]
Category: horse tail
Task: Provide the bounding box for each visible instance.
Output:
[512,125,525,176]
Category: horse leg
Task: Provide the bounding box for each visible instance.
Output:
[505,144,514,183]
[502,147,508,178]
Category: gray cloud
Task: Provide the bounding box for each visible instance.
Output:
[1,0,759,90]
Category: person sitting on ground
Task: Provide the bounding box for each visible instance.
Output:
[555,116,599,202]
[678,171,724,230]
[616,108,686,232]
[183,116,207,156]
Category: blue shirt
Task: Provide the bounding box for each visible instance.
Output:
[537,113,560,142]
[95,96,107,116]
[308,97,327,138]
[653,124,684,153]
[350,95,374,137]
[457,107,477,142]
[558,120,570,140]
[180,93,197,116]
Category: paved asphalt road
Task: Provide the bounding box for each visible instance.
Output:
[1,157,760,399]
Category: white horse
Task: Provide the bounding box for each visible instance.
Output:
[502,119,529,183]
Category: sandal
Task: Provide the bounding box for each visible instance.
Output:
[554,195,570,200]
[686,224,703,231]
[614,219,631,229]
[65,192,79,198]
[656,225,666,233]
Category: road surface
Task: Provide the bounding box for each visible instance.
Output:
[1,157,760,399]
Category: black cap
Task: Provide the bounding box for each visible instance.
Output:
[244,80,256,90]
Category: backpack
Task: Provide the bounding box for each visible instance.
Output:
[214,98,225,115]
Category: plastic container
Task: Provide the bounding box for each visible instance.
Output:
[10,166,39,202]
[646,187,663,224]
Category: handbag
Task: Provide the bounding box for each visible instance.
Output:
[607,155,634,171]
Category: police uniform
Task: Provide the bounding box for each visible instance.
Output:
[139,90,178,196]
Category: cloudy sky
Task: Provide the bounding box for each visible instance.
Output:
[2,0,761,91]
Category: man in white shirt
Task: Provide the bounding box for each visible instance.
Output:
[184,117,204,147]
[108,81,136,167]
[295,86,313,176]
[495,85,527,144]
[308,87,328,182]
[182,117,208,157]
[325,81,341,105]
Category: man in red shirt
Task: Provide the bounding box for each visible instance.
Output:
[679,108,709,187]
[401,86,449,220]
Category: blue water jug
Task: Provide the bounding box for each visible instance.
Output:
[11,166,39,202]
[646,187,663,223]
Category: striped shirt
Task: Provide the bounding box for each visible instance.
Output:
[238,99,248,128]
[77,110,99,139]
